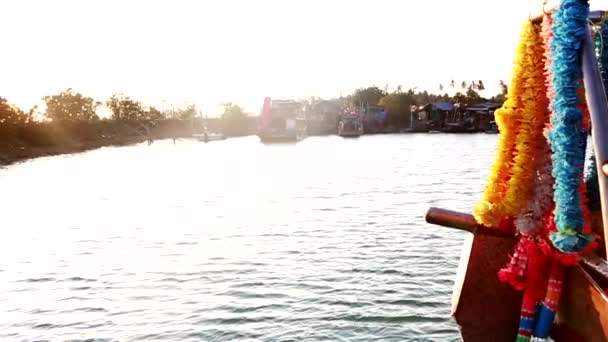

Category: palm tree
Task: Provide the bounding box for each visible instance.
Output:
[499,80,508,95]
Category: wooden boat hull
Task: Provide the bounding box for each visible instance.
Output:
[193,134,225,142]
[556,264,608,341]
[401,128,430,133]
[337,123,363,137]
[338,132,362,138]
[451,230,522,341]
[440,123,477,133]
[426,208,608,341]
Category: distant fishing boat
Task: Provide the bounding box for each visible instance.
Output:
[192,115,225,142]
[484,124,499,134]
[193,131,225,143]
[257,98,307,142]
[441,118,477,133]
[338,110,364,137]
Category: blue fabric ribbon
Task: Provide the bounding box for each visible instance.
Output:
[533,304,555,338]
[548,0,593,253]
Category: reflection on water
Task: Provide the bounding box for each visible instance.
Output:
[0,134,496,341]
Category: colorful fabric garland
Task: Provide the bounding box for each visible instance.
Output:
[473,21,535,228]
[547,0,594,253]
[514,16,554,236]
[503,21,549,221]
[472,0,601,340]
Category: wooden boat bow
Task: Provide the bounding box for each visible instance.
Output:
[425,207,608,282]
[422,3,608,341]
[425,207,608,341]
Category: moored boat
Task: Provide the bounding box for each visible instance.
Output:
[338,110,364,137]
[192,114,226,143]
[440,121,477,133]
[193,131,225,142]
[257,97,307,143]
[484,122,499,134]
[424,5,608,342]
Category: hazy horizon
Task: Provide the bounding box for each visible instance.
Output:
[3,0,608,116]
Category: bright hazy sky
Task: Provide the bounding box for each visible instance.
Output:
[3,0,608,116]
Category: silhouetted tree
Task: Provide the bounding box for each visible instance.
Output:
[0,97,31,125]
[351,86,387,107]
[499,80,508,95]
[465,88,483,104]
[379,89,417,127]
[107,94,145,120]
[44,89,98,121]
[489,80,508,103]
[454,92,466,104]
[144,106,163,121]
[174,104,198,121]
[221,102,249,136]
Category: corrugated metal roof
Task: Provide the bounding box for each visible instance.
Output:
[432,102,455,111]
[466,102,502,111]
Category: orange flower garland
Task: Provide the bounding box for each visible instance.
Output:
[473,21,547,227]
[502,22,549,218]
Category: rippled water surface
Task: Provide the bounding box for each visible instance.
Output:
[0,134,496,341]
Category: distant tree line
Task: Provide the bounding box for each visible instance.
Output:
[1,88,252,132]
[342,80,507,128]
[0,81,507,163]
[0,88,253,164]
[1,80,507,130]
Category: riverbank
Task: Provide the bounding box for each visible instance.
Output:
[0,117,263,166]
[1,122,500,166]
[0,136,147,166]
[0,120,193,166]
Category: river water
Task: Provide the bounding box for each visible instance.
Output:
[0,134,496,342]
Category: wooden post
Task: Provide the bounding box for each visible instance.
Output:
[581,26,608,259]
